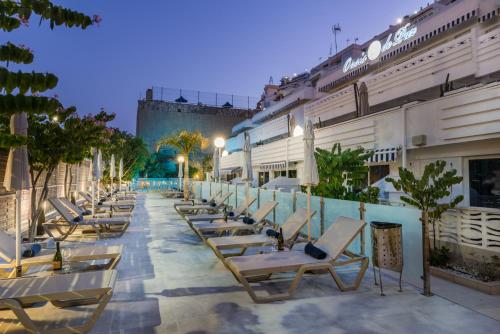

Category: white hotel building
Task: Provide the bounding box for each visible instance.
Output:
[220,0,500,210]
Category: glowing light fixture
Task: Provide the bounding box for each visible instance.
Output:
[293,125,304,137]
[396,17,403,24]
[214,137,225,148]
[222,150,228,157]
[177,155,185,163]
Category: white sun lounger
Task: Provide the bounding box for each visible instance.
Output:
[176,192,232,215]
[44,198,130,240]
[184,196,256,224]
[0,230,122,278]
[173,189,222,207]
[190,201,278,242]
[206,207,315,260]
[225,216,369,303]
[79,191,134,212]
[0,270,117,333]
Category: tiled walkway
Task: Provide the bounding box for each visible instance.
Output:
[1,193,500,333]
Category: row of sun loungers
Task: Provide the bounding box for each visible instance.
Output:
[177,192,369,303]
[0,191,137,332]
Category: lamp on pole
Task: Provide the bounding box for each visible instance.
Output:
[177,155,185,191]
[214,137,225,185]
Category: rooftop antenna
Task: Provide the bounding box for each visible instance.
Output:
[332,24,341,54]
[329,43,333,56]
[269,76,274,84]
[346,38,350,47]
[354,37,359,44]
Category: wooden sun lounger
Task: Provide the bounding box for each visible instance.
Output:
[176,192,233,215]
[206,207,315,260]
[0,230,122,278]
[44,198,131,240]
[225,216,369,303]
[0,270,117,333]
[190,201,278,242]
[173,190,222,208]
[184,197,256,224]
[79,191,134,213]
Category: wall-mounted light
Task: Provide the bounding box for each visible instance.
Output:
[222,150,228,157]
[293,125,304,137]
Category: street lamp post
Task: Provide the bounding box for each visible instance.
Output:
[177,155,185,191]
[214,137,225,189]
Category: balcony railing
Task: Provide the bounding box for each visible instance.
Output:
[251,86,314,124]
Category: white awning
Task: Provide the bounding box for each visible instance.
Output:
[366,147,401,164]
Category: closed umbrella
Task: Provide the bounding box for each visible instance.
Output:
[301,119,319,241]
[118,158,123,192]
[91,148,100,216]
[178,160,183,190]
[97,149,103,203]
[3,112,31,277]
[110,154,116,194]
[241,131,253,204]
[213,147,220,182]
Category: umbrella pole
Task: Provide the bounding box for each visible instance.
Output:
[245,181,250,204]
[15,190,22,277]
[307,185,311,241]
[91,180,95,216]
[97,180,100,202]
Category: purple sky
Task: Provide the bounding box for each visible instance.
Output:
[7,0,427,133]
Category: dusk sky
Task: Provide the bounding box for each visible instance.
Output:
[6,0,427,133]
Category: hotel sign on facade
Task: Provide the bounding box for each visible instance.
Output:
[343,23,418,73]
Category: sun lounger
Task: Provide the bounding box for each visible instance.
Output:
[174,189,222,208]
[225,216,369,303]
[79,191,134,212]
[206,207,315,260]
[190,201,278,242]
[0,270,117,333]
[62,197,131,218]
[0,230,122,278]
[176,192,233,215]
[184,196,256,224]
[44,198,131,240]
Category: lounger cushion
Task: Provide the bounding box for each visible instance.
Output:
[305,242,327,259]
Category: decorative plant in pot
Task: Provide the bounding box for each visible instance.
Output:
[387,160,463,296]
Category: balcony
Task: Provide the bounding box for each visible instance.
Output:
[251,86,315,124]
[231,118,255,135]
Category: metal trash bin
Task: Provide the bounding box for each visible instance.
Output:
[371,221,403,296]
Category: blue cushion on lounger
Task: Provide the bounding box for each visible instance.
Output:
[22,244,42,258]
[242,216,255,225]
[305,242,327,259]
[73,215,83,223]
[266,229,280,238]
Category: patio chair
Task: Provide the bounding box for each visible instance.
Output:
[184,196,257,224]
[190,201,278,242]
[44,198,131,240]
[79,191,134,213]
[225,216,369,303]
[206,207,315,260]
[0,230,122,278]
[173,189,222,208]
[0,270,117,333]
[176,192,233,215]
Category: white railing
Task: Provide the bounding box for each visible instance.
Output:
[433,207,500,253]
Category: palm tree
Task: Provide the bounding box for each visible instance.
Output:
[157,130,207,200]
